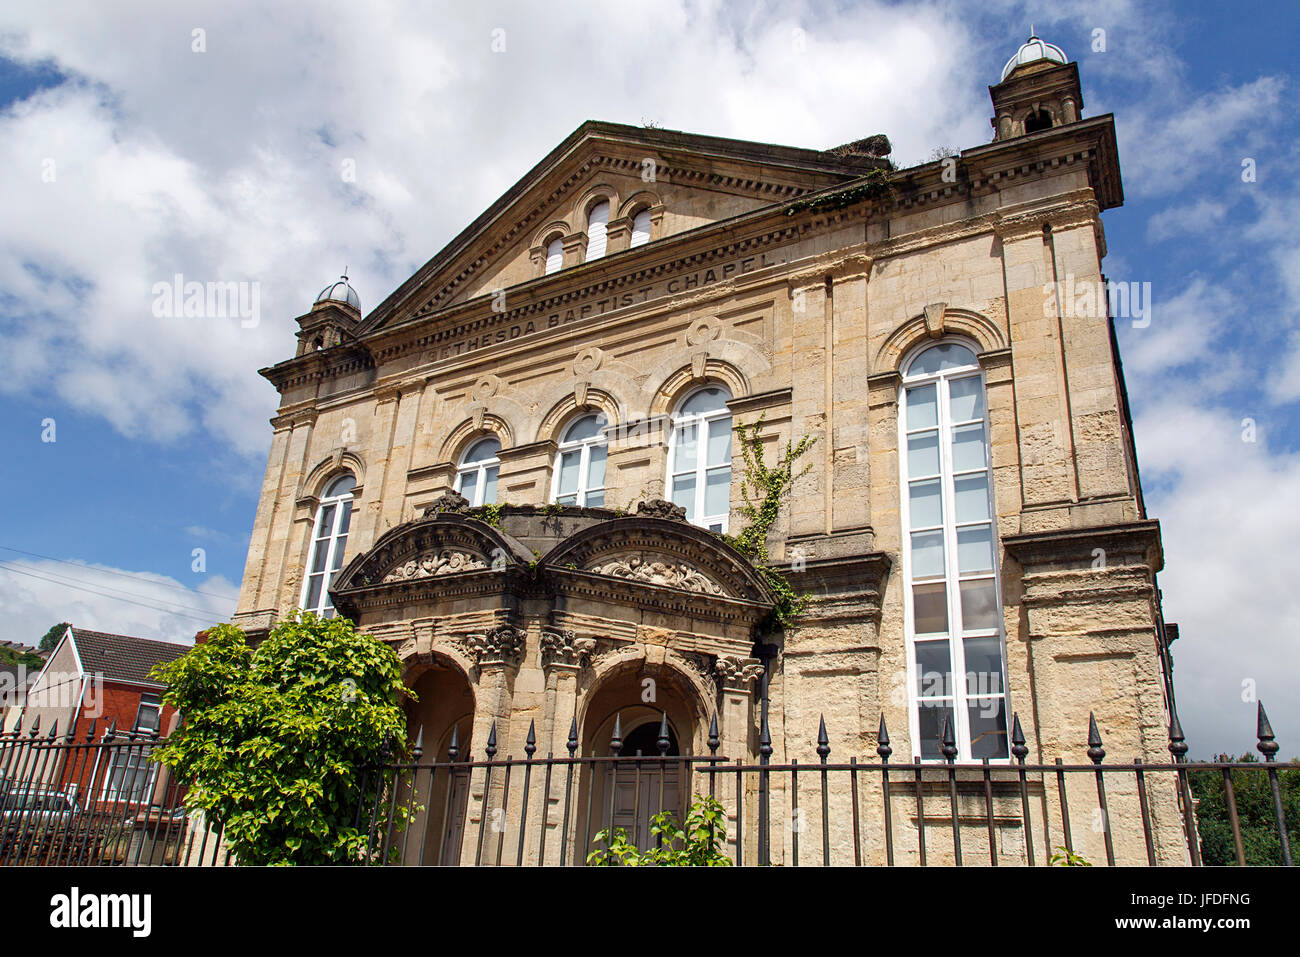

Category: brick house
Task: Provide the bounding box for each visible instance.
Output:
[17,626,187,804]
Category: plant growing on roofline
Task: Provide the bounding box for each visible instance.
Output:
[719,411,817,626]
[149,611,413,865]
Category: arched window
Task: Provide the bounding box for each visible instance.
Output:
[300,473,355,619]
[551,414,607,507]
[544,235,564,275]
[630,208,652,248]
[584,200,610,262]
[1025,108,1052,133]
[899,341,1008,761]
[667,386,732,532]
[455,438,500,507]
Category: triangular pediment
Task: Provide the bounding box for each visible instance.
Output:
[361,121,886,333]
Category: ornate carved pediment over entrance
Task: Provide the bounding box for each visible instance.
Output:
[586,553,726,596]
[332,512,532,596]
[543,517,775,606]
[382,550,487,582]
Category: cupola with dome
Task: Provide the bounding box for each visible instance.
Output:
[290,270,363,357]
[989,32,1083,141]
[315,272,361,312]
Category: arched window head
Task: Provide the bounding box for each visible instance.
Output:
[544,235,564,275]
[300,472,356,619]
[899,341,1007,762]
[551,414,607,507]
[668,386,733,532]
[630,208,652,248]
[455,437,501,507]
[584,200,610,262]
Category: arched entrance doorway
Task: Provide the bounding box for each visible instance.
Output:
[577,660,710,860]
[404,659,475,865]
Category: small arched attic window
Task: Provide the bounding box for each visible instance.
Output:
[584,200,610,262]
[629,208,652,248]
[544,235,564,275]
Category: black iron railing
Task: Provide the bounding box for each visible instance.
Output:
[357,703,1298,867]
[0,718,230,866]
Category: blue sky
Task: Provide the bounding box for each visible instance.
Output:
[0,0,1296,756]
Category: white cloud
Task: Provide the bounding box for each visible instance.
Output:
[1145,198,1229,243]
[0,0,990,460]
[1133,403,1300,756]
[0,559,238,647]
[1118,76,1286,198]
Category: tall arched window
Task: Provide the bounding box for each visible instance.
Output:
[300,473,355,619]
[455,438,500,507]
[551,414,607,507]
[584,200,610,262]
[899,341,1008,761]
[667,386,732,532]
[629,208,652,248]
[544,235,564,275]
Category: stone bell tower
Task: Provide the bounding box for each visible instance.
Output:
[990,34,1084,140]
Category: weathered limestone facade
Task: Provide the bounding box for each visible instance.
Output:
[233,37,1185,865]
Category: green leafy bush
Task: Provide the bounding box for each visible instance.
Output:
[588,795,732,866]
[1188,754,1299,865]
[150,612,409,865]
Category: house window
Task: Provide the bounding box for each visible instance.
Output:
[300,473,355,619]
[551,414,607,507]
[101,747,159,804]
[544,235,564,275]
[667,386,732,532]
[630,208,652,248]
[899,341,1008,761]
[134,693,162,733]
[455,437,500,507]
[584,200,610,261]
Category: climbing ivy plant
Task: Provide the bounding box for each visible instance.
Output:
[720,413,817,626]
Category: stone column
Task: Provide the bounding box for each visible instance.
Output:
[786,276,829,539]
[539,630,590,863]
[715,655,762,865]
[1002,521,1187,865]
[829,255,873,535]
[457,625,524,865]
[997,216,1078,512]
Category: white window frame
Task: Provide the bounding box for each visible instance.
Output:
[550,415,607,507]
[898,341,1009,763]
[454,438,500,507]
[299,474,355,619]
[99,743,160,804]
[666,386,733,533]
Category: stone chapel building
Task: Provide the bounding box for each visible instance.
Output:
[232,35,1185,865]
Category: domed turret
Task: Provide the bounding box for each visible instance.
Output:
[315,271,360,312]
[1000,33,1067,81]
[989,32,1080,142]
